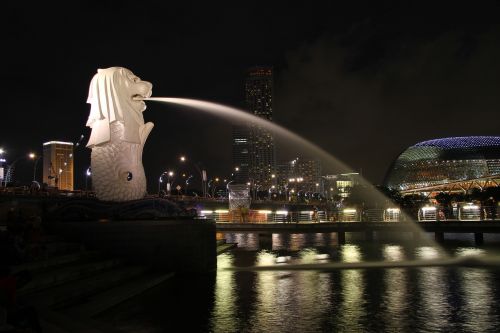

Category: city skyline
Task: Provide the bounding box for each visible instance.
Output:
[2,1,500,191]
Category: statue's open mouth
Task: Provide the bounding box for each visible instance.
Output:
[132,94,144,101]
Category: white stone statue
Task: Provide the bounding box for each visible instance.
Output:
[86,67,153,201]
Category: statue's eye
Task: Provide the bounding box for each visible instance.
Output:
[127,172,133,181]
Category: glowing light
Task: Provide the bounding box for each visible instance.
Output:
[421,206,436,212]
[276,256,291,263]
[343,208,357,213]
[415,246,440,259]
[215,209,229,213]
[341,244,361,263]
[299,248,319,263]
[0,148,4,155]
[28,153,36,159]
[257,251,276,266]
[455,248,485,257]
[180,156,186,162]
[315,254,330,260]
[43,141,74,146]
[383,245,404,261]
[276,210,288,215]
[258,210,272,214]
[200,210,213,214]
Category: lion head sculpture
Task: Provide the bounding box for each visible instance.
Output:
[85,67,154,202]
[86,67,153,147]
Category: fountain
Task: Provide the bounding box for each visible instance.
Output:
[140,97,500,269]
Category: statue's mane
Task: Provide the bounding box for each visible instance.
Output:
[86,67,145,147]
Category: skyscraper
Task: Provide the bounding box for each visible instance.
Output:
[245,66,275,188]
[43,141,74,190]
[232,124,250,184]
[277,157,322,193]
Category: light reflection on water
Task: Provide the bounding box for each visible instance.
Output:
[96,232,500,333]
[208,233,500,333]
[210,253,237,333]
[459,267,496,333]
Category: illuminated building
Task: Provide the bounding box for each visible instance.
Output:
[245,66,275,188]
[232,125,250,184]
[277,157,322,192]
[43,141,74,190]
[384,136,500,195]
[323,173,362,199]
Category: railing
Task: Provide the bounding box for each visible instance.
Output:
[0,186,96,198]
[200,206,499,223]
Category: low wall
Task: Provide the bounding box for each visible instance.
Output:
[48,219,216,274]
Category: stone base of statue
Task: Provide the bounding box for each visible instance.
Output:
[45,196,196,222]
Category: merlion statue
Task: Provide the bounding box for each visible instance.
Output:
[86,67,153,201]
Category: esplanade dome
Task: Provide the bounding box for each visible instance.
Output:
[384,136,500,191]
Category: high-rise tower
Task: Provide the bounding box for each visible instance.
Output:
[231,125,250,184]
[245,66,275,188]
[43,141,74,190]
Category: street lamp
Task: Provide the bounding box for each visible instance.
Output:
[268,185,276,201]
[208,177,220,197]
[85,167,92,191]
[180,155,207,197]
[158,170,175,196]
[29,152,42,182]
[0,148,4,187]
[184,174,193,195]
[158,175,163,195]
[167,171,174,195]
[3,153,35,187]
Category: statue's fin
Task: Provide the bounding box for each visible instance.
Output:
[139,122,154,156]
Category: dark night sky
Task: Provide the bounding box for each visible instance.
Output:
[2,1,500,192]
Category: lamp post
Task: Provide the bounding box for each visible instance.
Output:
[0,148,5,187]
[180,155,207,198]
[185,174,193,195]
[85,167,92,191]
[208,177,220,198]
[158,175,163,196]
[29,152,42,182]
[3,153,33,187]
[158,170,174,196]
[268,185,276,201]
[167,171,174,195]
